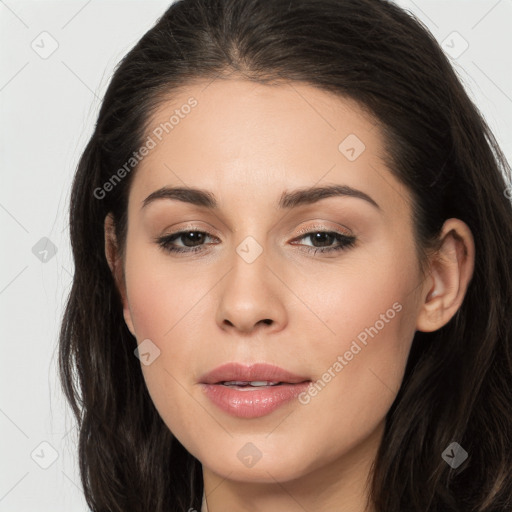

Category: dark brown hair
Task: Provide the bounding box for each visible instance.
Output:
[59,0,512,510]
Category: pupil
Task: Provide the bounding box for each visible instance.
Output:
[183,232,204,247]
[312,232,334,247]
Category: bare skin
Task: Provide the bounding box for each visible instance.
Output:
[104,78,475,512]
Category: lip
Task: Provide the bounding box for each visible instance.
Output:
[199,363,311,418]
[200,362,309,385]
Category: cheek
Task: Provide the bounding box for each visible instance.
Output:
[304,246,419,422]
[297,239,419,352]
[292,243,419,406]
[126,278,206,447]
[122,244,221,443]
[123,240,206,339]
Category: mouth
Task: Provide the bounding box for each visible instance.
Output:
[219,380,286,389]
[199,363,311,418]
[200,362,310,385]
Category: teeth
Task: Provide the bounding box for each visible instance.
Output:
[222,380,281,387]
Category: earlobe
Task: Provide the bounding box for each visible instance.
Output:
[104,213,136,337]
[416,219,475,333]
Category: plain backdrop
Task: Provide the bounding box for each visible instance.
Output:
[1,1,511,510]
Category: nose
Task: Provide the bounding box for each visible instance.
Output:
[215,246,288,335]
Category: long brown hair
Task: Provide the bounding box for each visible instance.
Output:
[59,0,512,510]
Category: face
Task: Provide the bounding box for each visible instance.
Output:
[110,79,429,485]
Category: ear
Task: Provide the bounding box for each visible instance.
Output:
[104,213,136,337]
[416,218,475,332]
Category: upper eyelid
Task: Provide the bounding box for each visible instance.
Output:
[293,223,353,237]
[165,227,351,237]
[164,220,353,237]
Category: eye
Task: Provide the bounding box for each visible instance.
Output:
[155,230,218,254]
[291,230,356,255]
[155,228,356,256]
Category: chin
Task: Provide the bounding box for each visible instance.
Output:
[200,443,318,483]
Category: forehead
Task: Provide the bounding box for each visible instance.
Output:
[129,78,409,216]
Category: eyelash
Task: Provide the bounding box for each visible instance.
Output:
[155,229,356,256]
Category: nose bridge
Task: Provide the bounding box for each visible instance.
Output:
[215,231,287,332]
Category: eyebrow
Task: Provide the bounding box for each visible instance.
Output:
[141,184,380,211]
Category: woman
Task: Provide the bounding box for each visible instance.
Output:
[59,0,512,510]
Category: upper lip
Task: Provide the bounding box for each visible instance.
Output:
[200,363,310,384]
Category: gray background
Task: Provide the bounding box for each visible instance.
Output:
[1,1,511,510]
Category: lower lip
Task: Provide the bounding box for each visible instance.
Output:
[201,382,311,418]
